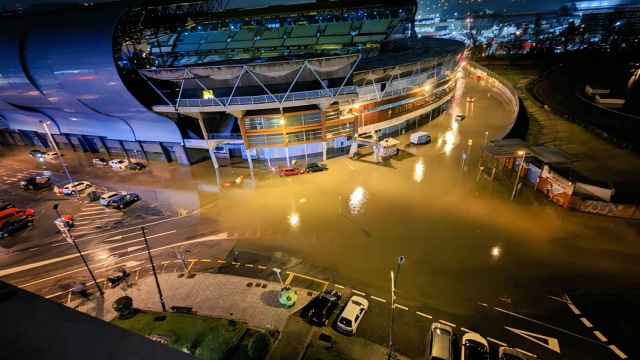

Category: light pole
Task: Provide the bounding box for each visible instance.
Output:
[388,255,405,360]
[142,226,167,312]
[511,150,526,201]
[54,204,103,297]
[41,121,73,185]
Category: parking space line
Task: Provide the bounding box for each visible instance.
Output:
[77,210,117,215]
[245,264,254,268]
[352,289,366,296]
[439,320,456,328]
[567,302,581,315]
[416,312,432,319]
[609,345,627,359]
[487,337,508,347]
[548,295,570,304]
[334,284,345,289]
[461,327,472,333]
[216,260,226,264]
[593,330,608,342]
[478,302,488,307]
[580,317,593,328]
[370,296,387,303]
[394,304,409,311]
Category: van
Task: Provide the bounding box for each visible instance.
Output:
[426,322,454,360]
[410,131,432,145]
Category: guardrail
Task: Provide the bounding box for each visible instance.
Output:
[176,86,358,108]
[466,61,521,140]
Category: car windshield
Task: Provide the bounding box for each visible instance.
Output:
[338,317,352,327]
[464,340,488,359]
[351,300,364,307]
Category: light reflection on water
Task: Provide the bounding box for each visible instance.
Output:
[349,186,367,215]
[414,157,425,183]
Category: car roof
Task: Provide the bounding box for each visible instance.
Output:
[101,192,119,198]
[341,296,368,319]
[462,332,488,347]
[430,323,453,359]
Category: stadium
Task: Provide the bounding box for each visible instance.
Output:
[0,0,465,167]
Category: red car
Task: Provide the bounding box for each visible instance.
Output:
[0,208,35,239]
[279,167,303,177]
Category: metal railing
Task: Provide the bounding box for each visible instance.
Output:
[176,86,358,108]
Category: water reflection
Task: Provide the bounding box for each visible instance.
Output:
[349,186,367,215]
[288,212,300,228]
[414,158,425,183]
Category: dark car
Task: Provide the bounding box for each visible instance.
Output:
[20,175,52,190]
[0,209,35,239]
[108,193,140,209]
[127,162,147,171]
[29,149,45,158]
[0,201,15,211]
[303,290,342,326]
[305,162,328,173]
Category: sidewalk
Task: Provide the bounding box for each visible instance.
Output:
[75,272,314,331]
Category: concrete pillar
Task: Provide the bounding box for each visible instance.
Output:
[322,141,327,161]
[196,113,219,169]
[137,141,149,161]
[285,147,290,167]
[172,144,191,166]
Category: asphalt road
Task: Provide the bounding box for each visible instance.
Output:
[0,73,637,359]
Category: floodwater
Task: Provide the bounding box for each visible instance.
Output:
[189,77,640,314]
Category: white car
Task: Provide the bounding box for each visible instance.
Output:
[99,191,124,206]
[336,296,369,335]
[109,159,129,170]
[45,151,61,160]
[455,113,466,121]
[92,157,109,166]
[461,332,490,360]
[62,181,92,195]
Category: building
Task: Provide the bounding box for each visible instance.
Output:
[0,0,464,167]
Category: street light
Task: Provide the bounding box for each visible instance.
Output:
[511,150,527,200]
[388,255,405,359]
[41,121,73,185]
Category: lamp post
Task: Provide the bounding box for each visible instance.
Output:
[41,121,73,185]
[54,204,103,297]
[142,226,167,312]
[511,150,526,201]
[388,255,405,360]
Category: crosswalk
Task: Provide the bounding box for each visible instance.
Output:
[71,203,125,236]
[0,168,43,187]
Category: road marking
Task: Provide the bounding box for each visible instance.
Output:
[580,317,593,328]
[352,289,366,296]
[505,326,560,353]
[478,302,488,307]
[439,320,456,328]
[593,331,608,342]
[76,213,122,220]
[216,260,226,264]
[514,348,538,358]
[416,312,432,319]
[199,259,211,262]
[334,284,345,289]
[548,295,570,304]
[567,302,581,315]
[609,345,627,359]
[257,265,267,270]
[487,338,508,347]
[370,296,386,303]
[2,230,177,279]
[493,306,604,346]
[231,262,240,266]
[245,264,254,268]
[394,304,408,311]
[77,210,117,216]
[461,327,472,333]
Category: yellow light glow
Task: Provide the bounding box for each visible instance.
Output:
[202,89,214,99]
[280,119,286,126]
[491,246,502,258]
[349,186,367,215]
[288,212,300,227]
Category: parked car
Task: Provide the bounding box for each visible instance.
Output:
[109,159,129,170]
[303,290,342,326]
[410,131,432,145]
[279,167,303,177]
[461,332,490,360]
[20,175,52,190]
[455,113,466,121]
[336,296,369,335]
[29,149,45,158]
[0,209,35,239]
[108,193,140,209]
[426,323,454,360]
[127,162,146,171]
[99,191,124,206]
[499,347,537,360]
[44,151,61,160]
[92,157,109,166]
[0,201,15,211]
[62,181,92,195]
[305,162,328,173]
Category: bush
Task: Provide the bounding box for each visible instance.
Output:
[247,332,271,359]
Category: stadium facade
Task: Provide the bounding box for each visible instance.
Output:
[0,0,464,166]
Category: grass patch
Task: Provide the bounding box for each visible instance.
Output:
[112,311,247,360]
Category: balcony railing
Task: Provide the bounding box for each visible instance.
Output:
[175,86,358,108]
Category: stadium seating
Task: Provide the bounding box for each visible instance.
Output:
[360,19,391,34]
[323,22,351,36]
[318,35,352,45]
[255,38,284,48]
[290,24,319,38]
[285,37,317,46]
